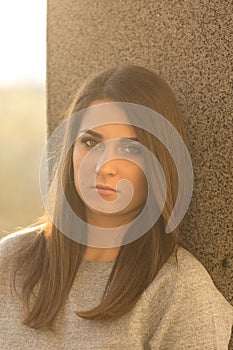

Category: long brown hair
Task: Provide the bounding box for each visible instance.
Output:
[6,64,190,330]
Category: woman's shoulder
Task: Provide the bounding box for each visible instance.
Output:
[161,246,217,285]
[145,247,233,348]
[174,246,229,298]
[175,246,214,282]
[0,224,46,263]
[146,245,233,316]
[145,246,230,303]
[0,224,47,294]
[146,246,213,293]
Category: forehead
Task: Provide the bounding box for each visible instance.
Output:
[78,101,136,136]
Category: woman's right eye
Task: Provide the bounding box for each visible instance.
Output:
[81,138,98,148]
[81,138,102,149]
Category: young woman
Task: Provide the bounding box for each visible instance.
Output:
[1,64,232,349]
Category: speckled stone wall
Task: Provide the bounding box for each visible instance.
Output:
[47,0,233,346]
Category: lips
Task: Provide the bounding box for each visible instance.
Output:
[95,184,118,192]
[92,184,118,196]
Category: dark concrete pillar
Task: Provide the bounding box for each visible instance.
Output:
[47,1,232,346]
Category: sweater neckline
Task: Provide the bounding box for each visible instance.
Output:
[81,258,116,264]
[79,258,116,272]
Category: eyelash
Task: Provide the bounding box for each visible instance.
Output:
[81,137,99,148]
[80,137,142,155]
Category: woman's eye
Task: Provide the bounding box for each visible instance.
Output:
[81,138,98,148]
[81,138,104,150]
[120,145,141,155]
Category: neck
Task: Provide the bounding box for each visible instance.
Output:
[82,207,142,261]
[84,206,142,228]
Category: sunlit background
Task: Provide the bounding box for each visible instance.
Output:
[0,0,47,238]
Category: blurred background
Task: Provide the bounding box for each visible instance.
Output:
[0,0,47,238]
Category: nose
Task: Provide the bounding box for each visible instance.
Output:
[95,147,118,176]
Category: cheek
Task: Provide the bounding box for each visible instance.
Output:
[128,164,147,193]
[72,150,81,174]
[73,146,88,174]
[137,173,148,198]
[72,148,84,191]
[72,148,96,190]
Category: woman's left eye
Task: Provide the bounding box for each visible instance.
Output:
[119,145,141,155]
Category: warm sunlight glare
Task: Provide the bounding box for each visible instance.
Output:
[0,0,46,86]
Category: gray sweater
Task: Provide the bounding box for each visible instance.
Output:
[0,229,233,349]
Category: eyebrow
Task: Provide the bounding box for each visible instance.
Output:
[79,129,139,142]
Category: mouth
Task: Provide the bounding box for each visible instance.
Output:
[93,184,118,195]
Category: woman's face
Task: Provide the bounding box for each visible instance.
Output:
[72,100,148,225]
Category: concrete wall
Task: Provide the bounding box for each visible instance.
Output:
[47,0,232,346]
